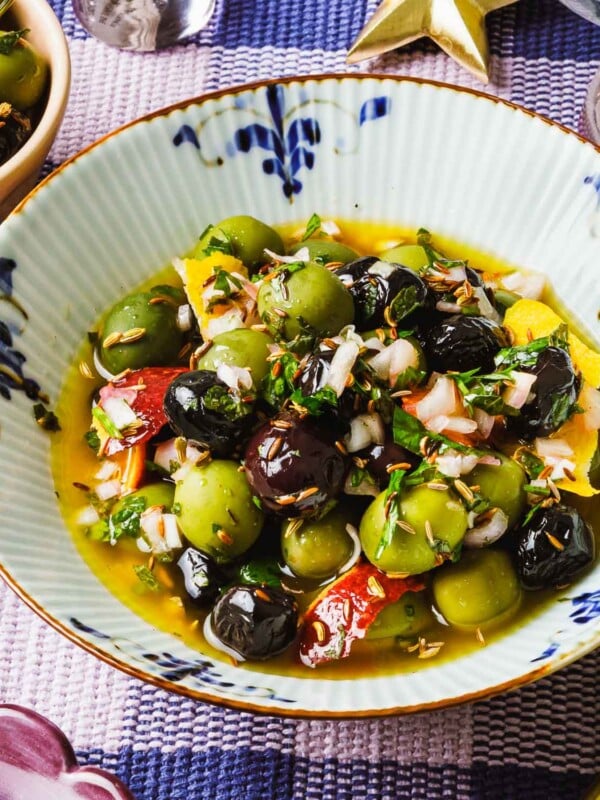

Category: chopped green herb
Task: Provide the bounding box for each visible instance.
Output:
[289,385,338,415]
[388,285,421,323]
[92,405,123,439]
[203,384,253,420]
[171,502,182,516]
[513,447,545,479]
[252,495,263,510]
[302,213,322,240]
[238,558,282,588]
[0,30,28,56]
[133,564,160,591]
[106,494,147,544]
[375,468,406,560]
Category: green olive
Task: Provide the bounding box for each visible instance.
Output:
[281,508,355,580]
[360,485,468,575]
[174,460,264,562]
[192,216,284,271]
[366,591,433,640]
[98,285,185,375]
[196,328,274,386]
[89,482,175,540]
[380,244,432,272]
[257,261,354,342]
[287,238,359,265]
[0,33,48,110]
[465,454,527,529]
[432,548,521,630]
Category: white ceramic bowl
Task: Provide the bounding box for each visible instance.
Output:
[0,0,71,219]
[1,75,600,717]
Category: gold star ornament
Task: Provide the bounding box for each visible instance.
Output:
[347,0,520,83]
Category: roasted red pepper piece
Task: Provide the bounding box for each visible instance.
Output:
[298,561,425,667]
[101,367,187,455]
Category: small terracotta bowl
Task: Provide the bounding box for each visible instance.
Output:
[0,0,70,219]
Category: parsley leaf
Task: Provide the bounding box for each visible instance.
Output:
[105,494,147,544]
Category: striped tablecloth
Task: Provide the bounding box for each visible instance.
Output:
[3,1,600,798]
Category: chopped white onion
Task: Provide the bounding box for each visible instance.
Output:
[579,383,600,431]
[435,301,462,314]
[140,507,170,554]
[264,247,310,264]
[545,457,577,481]
[416,376,459,422]
[170,460,195,483]
[344,413,385,453]
[430,265,467,283]
[76,505,101,526]
[362,336,385,353]
[368,338,419,386]
[163,514,183,550]
[535,437,574,459]
[321,219,341,237]
[203,614,246,661]
[476,454,502,466]
[503,371,537,410]
[154,438,206,473]
[177,303,193,331]
[500,270,546,300]
[435,452,479,478]
[205,309,245,339]
[216,363,253,392]
[368,261,397,279]
[427,415,478,435]
[473,407,495,439]
[464,509,509,548]
[325,340,360,397]
[95,479,122,501]
[136,536,152,553]
[472,286,501,324]
[337,524,362,574]
[95,460,119,482]
[101,396,138,431]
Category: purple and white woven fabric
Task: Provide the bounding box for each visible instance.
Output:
[2,1,600,798]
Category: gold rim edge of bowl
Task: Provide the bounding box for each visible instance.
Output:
[3,73,599,717]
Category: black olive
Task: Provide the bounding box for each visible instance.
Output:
[514,504,595,590]
[506,346,580,440]
[244,410,348,517]
[163,370,254,457]
[424,314,510,374]
[209,584,298,660]
[296,349,357,423]
[333,257,433,330]
[358,440,420,486]
[177,548,227,606]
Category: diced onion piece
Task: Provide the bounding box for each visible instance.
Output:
[430,265,467,283]
[416,376,459,422]
[76,506,100,526]
[579,383,600,431]
[206,309,245,339]
[325,340,360,397]
[435,452,479,478]
[163,514,183,550]
[476,454,502,466]
[216,363,253,392]
[177,303,193,331]
[472,286,501,324]
[95,479,122,501]
[101,396,138,431]
[344,413,385,453]
[95,460,119,481]
[264,247,310,264]
[368,261,397,279]
[368,339,419,385]
[337,524,362,574]
[203,614,246,662]
[154,438,206,473]
[546,458,577,481]
[464,509,509,548]
[500,270,546,300]
[427,415,478,435]
[474,407,495,439]
[535,437,574,459]
[503,371,537,410]
[136,536,152,553]
[321,219,341,237]
[170,460,195,483]
[435,301,462,314]
[362,336,385,353]
[140,507,170,554]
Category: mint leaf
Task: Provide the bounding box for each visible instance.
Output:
[302,213,322,240]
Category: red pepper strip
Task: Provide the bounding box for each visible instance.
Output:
[298,561,425,668]
[103,367,188,456]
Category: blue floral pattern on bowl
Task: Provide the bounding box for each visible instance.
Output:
[531,589,600,662]
[173,83,391,199]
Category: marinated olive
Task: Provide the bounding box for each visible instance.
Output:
[513,504,595,590]
[281,508,355,580]
[192,215,284,271]
[358,440,419,487]
[196,328,274,386]
[288,238,359,265]
[174,460,264,562]
[163,370,254,457]
[366,591,433,640]
[244,411,348,518]
[432,549,521,630]
[380,244,431,271]
[177,547,226,606]
[360,485,468,574]
[0,32,48,110]
[89,481,175,541]
[295,348,356,422]
[465,454,527,529]
[423,314,509,374]
[0,105,32,165]
[98,285,186,375]
[208,584,298,660]
[334,257,433,330]
[257,261,354,343]
[506,346,580,440]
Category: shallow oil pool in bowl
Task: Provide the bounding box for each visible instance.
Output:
[1,75,600,716]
